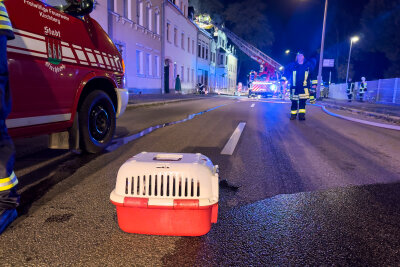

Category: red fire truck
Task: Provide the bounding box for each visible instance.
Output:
[221,26,283,99]
[5,0,128,153]
[248,71,279,98]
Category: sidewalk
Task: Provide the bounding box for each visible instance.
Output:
[319,98,400,124]
[127,93,214,108]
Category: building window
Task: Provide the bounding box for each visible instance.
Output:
[187,37,190,53]
[198,43,201,57]
[154,55,159,77]
[154,12,160,34]
[181,33,185,49]
[187,67,190,82]
[192,40,195,54]
[174,63,177,78]
[138,1,144,26]
[146,53,151,76]
[122,0,128,17]
[205,47,208,60]
[192,69,194,84]
[181,66,184,82]
[166,23,171,42]
[157,13,161,34]
[127,0,133,20]
[109,0,115,11]
[202,46,205,59]
[147,6,152,31]
[136,50,143,75]
[174,28,178,46]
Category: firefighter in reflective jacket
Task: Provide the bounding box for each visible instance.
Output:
[0,1,19,234]
[284,52,315,120]
[347,78,355,102]
[359,77,367,102]
[310,80,317,104]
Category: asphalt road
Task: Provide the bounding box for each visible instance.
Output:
[1,96,400,266]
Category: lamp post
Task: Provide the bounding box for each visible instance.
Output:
[345,36,360,85]
[316,0,328,99]
[285,50,291,55]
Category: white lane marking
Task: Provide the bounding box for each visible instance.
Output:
[6,113,71,128]
[221,122,246,155]
[314,104,400,131]
[251,103,255,108]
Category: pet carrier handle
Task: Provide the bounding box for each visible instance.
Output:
[153,154,183,161]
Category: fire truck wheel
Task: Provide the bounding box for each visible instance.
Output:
[79,90,116,153]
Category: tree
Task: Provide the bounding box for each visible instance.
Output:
[360,0,400,77]
[222,0,275,83]
[189,0,275,83]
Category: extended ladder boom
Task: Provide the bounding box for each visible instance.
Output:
[222,26,283,71]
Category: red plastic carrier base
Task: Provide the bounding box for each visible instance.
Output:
[112,198,218,236]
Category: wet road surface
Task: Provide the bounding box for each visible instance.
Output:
[1,97,400,266]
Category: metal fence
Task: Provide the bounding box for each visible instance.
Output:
[328,78,400,104]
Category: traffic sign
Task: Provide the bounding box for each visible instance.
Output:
[323,59,335,67]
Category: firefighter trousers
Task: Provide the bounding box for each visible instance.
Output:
[0,35,19,212]
[291,99,307,115]
[359,92,365,101]
[347,92,353,101]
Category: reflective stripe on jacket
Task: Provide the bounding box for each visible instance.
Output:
[0,172,18,191]
[0,2,14,40]
[360,82,367,92]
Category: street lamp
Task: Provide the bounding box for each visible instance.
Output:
[345,36,360,85]
[316,0,328,99]
[285,50,291,55]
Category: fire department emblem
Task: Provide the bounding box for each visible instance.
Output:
[46,36,62,65]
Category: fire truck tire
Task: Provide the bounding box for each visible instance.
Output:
[79,90,116,153]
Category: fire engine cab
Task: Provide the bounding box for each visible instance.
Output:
[5,0,128,153]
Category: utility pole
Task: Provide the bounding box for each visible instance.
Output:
[345,36,359,85]
[316,0,328,99]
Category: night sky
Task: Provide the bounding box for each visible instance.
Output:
[260,0,369,63]
[192,0,397,82]
[216,0,371,81]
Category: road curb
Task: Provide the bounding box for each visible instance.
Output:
[126,97,204,110]
[321,103,400,125]
[314,104,400,130]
